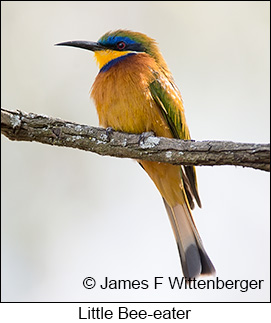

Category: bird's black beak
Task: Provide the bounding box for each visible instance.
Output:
[55,40,104,52]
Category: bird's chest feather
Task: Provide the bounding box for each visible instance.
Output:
[91,54,170,135]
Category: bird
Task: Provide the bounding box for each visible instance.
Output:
[56,30,215,279]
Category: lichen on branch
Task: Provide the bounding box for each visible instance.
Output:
[1,108,270,172]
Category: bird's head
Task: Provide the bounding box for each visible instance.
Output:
[56,30,169,73]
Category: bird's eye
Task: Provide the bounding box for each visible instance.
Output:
[116,41,126,50]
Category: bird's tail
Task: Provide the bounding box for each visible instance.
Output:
[163,199,215,279]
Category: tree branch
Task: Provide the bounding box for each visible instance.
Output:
[1,108,270,172]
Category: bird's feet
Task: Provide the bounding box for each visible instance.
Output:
[138,131,161,149]
[105,127,114,142]
[138,131,156,145]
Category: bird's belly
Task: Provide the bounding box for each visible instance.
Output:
[91,67,172,137]
[98,95,168,135]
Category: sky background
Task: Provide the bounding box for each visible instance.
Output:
[1,1,270,302]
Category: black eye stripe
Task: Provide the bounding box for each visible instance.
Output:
[98,41,145,52]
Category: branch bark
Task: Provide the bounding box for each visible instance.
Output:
[1,108,270,172]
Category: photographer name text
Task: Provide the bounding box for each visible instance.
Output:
[83,276,264,293]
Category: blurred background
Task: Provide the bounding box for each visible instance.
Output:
[1,1,270,302]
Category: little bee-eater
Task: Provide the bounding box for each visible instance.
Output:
[56,30,215,279]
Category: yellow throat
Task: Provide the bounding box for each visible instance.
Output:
[94,50,132,70]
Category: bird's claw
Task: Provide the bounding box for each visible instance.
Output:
[105,127,114,142]
[138,131,156,145]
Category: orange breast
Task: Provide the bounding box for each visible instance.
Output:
[91,53,173,138]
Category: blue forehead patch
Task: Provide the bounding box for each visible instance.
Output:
[99,36,137,46]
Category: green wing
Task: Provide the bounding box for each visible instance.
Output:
[149,73,201,209]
